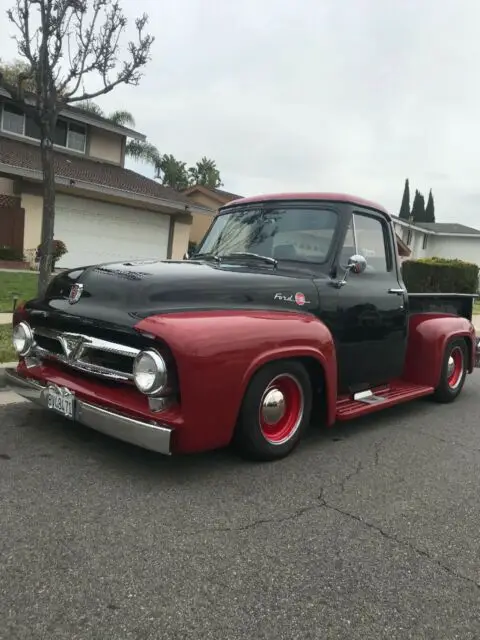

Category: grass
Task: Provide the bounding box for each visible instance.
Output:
[0,271,38,312]
[0,324,15,363]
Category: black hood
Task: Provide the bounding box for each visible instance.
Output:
[36,259,321,326]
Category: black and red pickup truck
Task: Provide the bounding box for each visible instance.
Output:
[6,192,480,461]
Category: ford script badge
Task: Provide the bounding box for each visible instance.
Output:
[68,283,84,305]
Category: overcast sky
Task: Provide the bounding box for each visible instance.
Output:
[2,0,480,224]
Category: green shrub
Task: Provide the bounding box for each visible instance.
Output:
[402,257,479,293]
[0,245,23,261]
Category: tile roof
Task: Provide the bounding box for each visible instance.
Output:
[415,222,480,235]
[0,136,191,204]
[183,185,242,202]
[210,187,243,200]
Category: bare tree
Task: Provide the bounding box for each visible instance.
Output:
[4,0,154,295]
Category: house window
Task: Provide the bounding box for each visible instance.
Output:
[1,104,25,135]
[406,230,412,246]
[67,122,86,152]
[25,115,41,140]
[54,119,68,146]
[1,103,87,153]
[422,234,428,250]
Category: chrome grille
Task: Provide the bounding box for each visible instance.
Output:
[32,327,140,382]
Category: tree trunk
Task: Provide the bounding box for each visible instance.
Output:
[37,132,56,297]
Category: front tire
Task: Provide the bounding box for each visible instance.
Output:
[234,360,312,461]
[432,338,468,403]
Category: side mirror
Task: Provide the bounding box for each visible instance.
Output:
[183,252,190,260]
[348,254,367,275]
[334,254,367,288]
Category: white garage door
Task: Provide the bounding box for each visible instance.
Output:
[54,194,170,268]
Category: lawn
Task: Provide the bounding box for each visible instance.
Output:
[0,271,38,312]
[0,324,15,363]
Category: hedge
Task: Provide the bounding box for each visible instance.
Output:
[0,246,23,261]
[402,257,479,294]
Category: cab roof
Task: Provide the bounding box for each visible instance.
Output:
[224,192,390,219]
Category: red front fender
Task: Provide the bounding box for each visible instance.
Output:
[403,313,476,387]
[135,310,337,453]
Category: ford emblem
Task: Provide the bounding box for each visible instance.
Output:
[68,283,84,305]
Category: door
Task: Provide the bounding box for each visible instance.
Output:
[334,210,408,393]
[54,195,171,268]
[0,206,25,257]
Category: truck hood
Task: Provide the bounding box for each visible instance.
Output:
[38,259,321,325]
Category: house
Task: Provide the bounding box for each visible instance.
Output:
[182,185,242,246]
[0,87,214,269]
[392,216,480,264]
[184,185,413,260]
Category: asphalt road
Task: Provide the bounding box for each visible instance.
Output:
[1,375,480,640]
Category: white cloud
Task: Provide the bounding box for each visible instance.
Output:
[2,0,480,223]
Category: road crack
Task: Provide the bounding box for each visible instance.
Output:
[317,490,480,590]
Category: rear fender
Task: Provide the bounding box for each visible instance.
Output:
[135,310,338,451]
[403,313,476,387]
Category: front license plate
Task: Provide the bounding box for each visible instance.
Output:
[45,385,75,419]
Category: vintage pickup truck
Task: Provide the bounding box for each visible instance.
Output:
[6,192,480,461]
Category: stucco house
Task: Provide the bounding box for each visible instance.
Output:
[182,185,242,246]
[0,87,214,269]
[392,216,480,264]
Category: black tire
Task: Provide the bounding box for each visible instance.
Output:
[432,338,468,403]
[233,360,312,461]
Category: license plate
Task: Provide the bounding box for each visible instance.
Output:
[45,385,75,419]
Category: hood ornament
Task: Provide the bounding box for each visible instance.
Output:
[68,283,84,305]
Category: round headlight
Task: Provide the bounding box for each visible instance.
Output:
[133,349,167,395]
[12,321,34,357]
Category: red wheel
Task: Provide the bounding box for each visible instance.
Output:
[234,360,312,461]
[432,339,468,403]
[446,346,464,390]
[258,374,304,445]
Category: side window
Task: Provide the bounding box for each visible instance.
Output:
[340,212,390,273]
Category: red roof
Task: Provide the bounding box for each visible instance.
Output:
[225,192,390,218]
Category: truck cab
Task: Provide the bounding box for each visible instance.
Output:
[6,192,479,461]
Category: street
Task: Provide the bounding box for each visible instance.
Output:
[1,375,480,640]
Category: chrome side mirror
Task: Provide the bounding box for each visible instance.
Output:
[335,254,367,288]
[348,254,367,275]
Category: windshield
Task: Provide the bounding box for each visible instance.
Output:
[196,205,338,264]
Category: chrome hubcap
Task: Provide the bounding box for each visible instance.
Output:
[447,355,455,378]
[261,388,286,424]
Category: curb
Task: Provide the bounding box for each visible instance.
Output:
[0,362,17,389]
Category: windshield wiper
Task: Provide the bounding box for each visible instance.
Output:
[220,252,278,267]
[192,252,220,263]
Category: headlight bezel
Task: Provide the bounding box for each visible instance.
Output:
[133,348,168,396]
[12,321,34,357]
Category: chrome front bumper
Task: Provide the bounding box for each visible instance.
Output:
[5,368,172,455]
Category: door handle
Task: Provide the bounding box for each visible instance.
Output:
[388,288,405,295]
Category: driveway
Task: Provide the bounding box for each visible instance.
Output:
[1,375,480,639]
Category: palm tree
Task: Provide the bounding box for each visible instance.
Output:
[188,156,223,188]
[155,154,189,190]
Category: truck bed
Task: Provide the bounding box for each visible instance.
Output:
[408,292,478,322]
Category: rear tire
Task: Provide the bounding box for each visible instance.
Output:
[432,338,468,403]
[234,360,312,461]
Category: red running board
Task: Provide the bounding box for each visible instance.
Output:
[335,380,434,421]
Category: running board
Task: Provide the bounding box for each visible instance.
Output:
[336,381,434,421]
